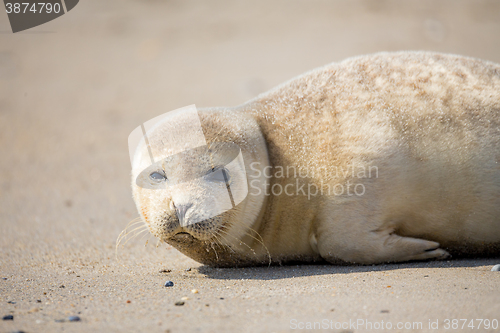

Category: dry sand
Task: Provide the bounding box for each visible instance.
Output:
[1,1,499,332]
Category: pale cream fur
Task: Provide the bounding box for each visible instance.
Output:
[133,52,500,266]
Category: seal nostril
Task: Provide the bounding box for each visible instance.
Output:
[175,203,193,227]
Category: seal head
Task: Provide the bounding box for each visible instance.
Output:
[131,107,271,266]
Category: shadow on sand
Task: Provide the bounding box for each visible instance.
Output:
[197,258,500,281]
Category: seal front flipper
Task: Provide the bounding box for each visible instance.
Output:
[314,201,452,265]
[365,232,451,263]
[317,225,451,264]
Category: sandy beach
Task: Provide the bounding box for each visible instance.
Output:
[1,1,500,332]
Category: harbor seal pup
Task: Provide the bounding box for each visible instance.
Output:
[131,51,500,267]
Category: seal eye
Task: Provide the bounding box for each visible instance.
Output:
[149,171,167,182]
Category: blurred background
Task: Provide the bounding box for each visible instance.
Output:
[1,0,499,331]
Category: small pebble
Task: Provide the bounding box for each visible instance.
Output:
[7,301,16,304]
[126,300,131,304]
[36,300,41,303]
[159,269,171,273]
[175,301,184,306]
[59,285,65,288]
[185,268,192,272]
[220,297,224,300]
[381,310,390,313]
[191,289,199,294]
[2,315,14,320]
[68,315,81,322]
[164,281,174,287]
[181,297,189,301]
[1,277,7,280]
[491,264,500,272]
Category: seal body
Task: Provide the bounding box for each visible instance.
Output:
[132,52,500,266]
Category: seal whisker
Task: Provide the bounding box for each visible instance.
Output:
[121,228,150,247]
[115,220,145,259]
[222,221,272,266]
[211,230,236,254]
[116,224,149,247]
[208,241,219,261]
[116,219,146,242]
[123,217,144,228]
[139,229,154,246]
[217,228,258,258]
[115,224,150,259]
[210,230,226,247]
[241,229,272,266]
